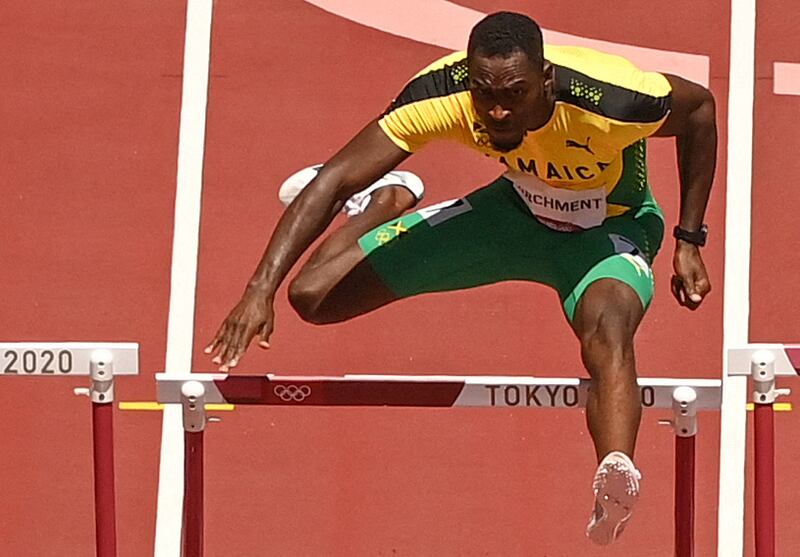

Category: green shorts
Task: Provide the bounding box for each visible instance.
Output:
[358,148,665,322]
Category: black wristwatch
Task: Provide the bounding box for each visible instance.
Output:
[673,224,708,247]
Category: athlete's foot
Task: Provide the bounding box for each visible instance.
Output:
[586,451,641,545]
[278,164,425,216]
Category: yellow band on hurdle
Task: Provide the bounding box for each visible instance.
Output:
[746,402,792,412]
[119,402,235,411]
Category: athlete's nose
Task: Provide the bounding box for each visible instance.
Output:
[488,104,511,122]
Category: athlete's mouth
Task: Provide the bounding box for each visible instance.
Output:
[487,127,523,151]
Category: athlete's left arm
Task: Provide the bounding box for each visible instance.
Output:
[652,73,718,310]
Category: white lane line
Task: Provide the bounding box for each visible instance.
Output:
[154,1,214,555]
[774,62,800,95]
[718,0,756,555]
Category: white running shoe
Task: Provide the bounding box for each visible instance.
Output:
[586,451,642,545]
[277,164,425,216]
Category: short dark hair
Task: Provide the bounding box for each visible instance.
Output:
[467,12,544,69]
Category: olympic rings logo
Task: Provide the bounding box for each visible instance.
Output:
[273,384,312,402]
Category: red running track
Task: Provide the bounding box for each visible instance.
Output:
[1,0,798,555]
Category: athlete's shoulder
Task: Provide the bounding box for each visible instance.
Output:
[379,51,474,153]
[545,45,671,123]
[385,51,470,112]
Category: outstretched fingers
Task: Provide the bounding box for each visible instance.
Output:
[205,295,275,370]
[221,322,253,371]
[205,321,249,371]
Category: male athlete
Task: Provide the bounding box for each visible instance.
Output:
[205,12,716,544]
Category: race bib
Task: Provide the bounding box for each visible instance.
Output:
[506,171,607,231]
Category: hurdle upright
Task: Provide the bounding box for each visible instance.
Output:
[1,342,139,557]
[728,344,797,557]
[157,372,721,557]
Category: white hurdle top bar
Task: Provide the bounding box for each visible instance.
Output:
[156,374,722,409]
[727,344,800,376]
[0,343,139,376]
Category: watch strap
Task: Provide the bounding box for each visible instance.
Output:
[673,224,708,247]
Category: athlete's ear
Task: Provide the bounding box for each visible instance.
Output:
[542,61,554,96]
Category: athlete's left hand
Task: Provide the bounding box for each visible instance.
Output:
[671,241,711,310]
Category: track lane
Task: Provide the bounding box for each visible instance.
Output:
[750,0,800,553]
[193,1,729,554]
[0,1,186,555]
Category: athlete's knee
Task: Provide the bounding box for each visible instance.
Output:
[580,328,634,379]
[288,269,329,324]
[367,184,418,213]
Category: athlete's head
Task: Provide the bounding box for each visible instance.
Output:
[467,12,553,152]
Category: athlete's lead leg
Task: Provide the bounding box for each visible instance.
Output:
[288,185,416,323]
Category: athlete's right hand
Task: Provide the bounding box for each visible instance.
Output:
[204,292,274,371]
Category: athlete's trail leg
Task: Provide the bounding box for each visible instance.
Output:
[288,186,416,322]
[571,278,645,461]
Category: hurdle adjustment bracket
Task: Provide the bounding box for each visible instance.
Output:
[751,350,791,405]
[182,381,208,432]
[73,349,116,404]
[659,386,698,437]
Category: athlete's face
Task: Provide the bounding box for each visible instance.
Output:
[468,50,553,152]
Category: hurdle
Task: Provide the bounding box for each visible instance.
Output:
[1,342,139,557]
[727,344,797,556]
[156,373,721,557]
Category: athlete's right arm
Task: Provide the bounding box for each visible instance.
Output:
[204,120,410,370]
